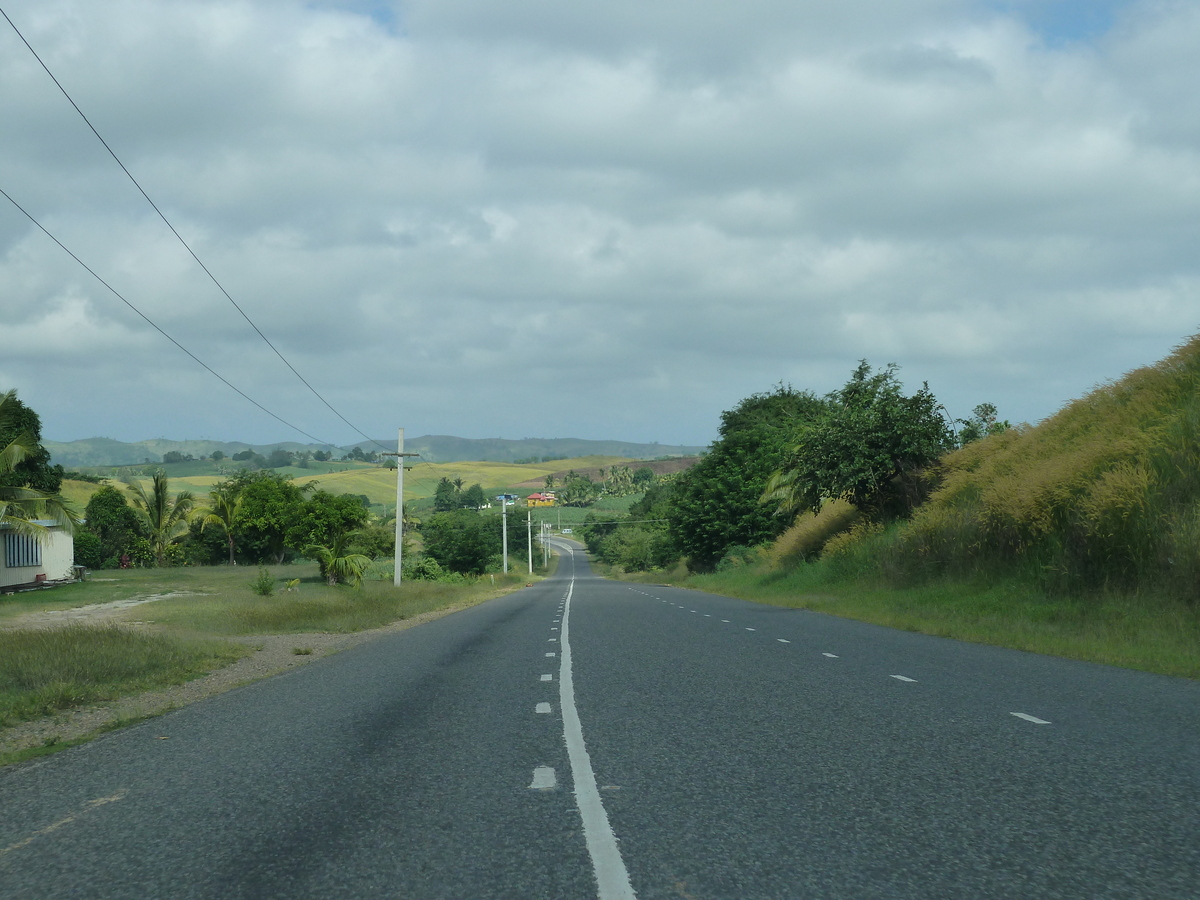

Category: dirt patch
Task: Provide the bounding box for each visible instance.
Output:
[0,599,484,760]
[0,592,202,631]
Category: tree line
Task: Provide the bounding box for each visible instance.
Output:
[579,362,1006,573]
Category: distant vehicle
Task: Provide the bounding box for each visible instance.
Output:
[561,528,573,534]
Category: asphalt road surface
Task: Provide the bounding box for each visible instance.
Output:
[1,542,1197,898]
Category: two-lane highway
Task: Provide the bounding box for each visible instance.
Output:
[2,544,1198,898]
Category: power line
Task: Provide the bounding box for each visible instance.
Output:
[0,185,336,447]
[0,6,392,452]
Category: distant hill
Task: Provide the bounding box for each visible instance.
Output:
[42,438,340,469]
[351,435,706,464]
[44,435,706,468]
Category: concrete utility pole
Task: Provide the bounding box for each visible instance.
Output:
[502,497,508,573]
[384,428,420,586]
[527,509,533,574]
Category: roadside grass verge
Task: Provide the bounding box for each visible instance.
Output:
[146,565,538,635]
[0,624,246,727]
[0,561,538,749]
[678,563,1200,679]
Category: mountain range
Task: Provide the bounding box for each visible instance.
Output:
[44,435,707,468]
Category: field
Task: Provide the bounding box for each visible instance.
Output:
[66,454,647,509]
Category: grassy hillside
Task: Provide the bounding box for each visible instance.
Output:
[882,333,1200,597]
[653,334,1200,679]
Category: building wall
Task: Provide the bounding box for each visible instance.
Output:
[0,528,75,588]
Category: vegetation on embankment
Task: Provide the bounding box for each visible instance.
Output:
[605,335,1200,679]
[674,560,1200,679]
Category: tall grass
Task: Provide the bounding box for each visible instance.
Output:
[0,625,245,725]
[881,334,1200,598]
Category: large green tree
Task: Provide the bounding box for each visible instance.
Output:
[420,509,501,574]
[668,385,826,570]
[286,490,370,553]
[126,471,195,566]
[228,470,305,564]
[558,471,598,507]
[81,485,144,567]
[763,362,955,519]
[0,389,77,537]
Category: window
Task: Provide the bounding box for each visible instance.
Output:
[4,533,42,568]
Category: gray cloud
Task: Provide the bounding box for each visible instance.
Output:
[1,0,1196,447]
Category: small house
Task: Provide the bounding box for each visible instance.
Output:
[526,492,556,507]
[0,520,75,590]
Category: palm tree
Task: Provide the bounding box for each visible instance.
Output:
[197,485,242,565]
[306,532,371,586]
[0,390,78,537]
[126,470,195,566]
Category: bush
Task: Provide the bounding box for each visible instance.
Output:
[403,556,446,581]
[769,499,860,568]
[73,530,104,569]
[250,567,275,596]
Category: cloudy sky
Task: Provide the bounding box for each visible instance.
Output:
[1,0,1197,448]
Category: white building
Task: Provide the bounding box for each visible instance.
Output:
[0,520,75,590]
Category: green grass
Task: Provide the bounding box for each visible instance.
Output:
[0,624,246,727]
[0,561,539,747]
[671,563,1200,679]
[148,567,532,635]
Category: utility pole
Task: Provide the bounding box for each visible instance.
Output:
[383,428,420,586]
[527,509,533,574]
[501,495,508,573]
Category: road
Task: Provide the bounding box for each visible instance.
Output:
[1,542,1198,898]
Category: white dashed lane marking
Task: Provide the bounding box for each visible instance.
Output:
[822,653,839,658]
[541,674,553,681]
[1011,712,1051,725]
[745,627,756,632]
[777,639,790,643]
[536,702,552,714]
[890,675,917,683]
[546,652,556,658]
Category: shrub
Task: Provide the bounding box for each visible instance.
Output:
[250,567,275,596]
[769,499,860,568]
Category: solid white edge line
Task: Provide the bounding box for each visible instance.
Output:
[560,576,637,900]
[1011,712,1051,725]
